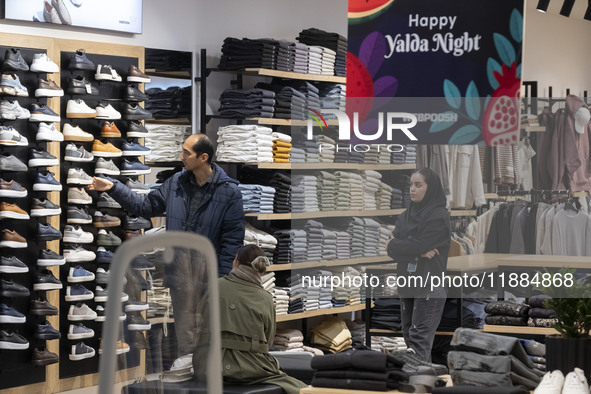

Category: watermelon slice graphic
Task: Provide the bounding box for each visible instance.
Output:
[348,0,395,24]
[346,52,374,129]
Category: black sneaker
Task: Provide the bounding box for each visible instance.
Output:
[30,198,62,217]
[36,223,62,241]
[67,75,99,95]
[0,330,29,350]
[0,256,28,274]
[123,85,148,102]
[33,269,63,291]
[69,49,94,71]
[28,149,58,167]
[131,255,155,270]
[124,215,151,230]
[67,206,92,224]
[97,192,121,209]
[126,121,149,138]
[127,312,151,330]
[3,48,29,71]
[34,321,61,340]
[38,249,66,267]
[0,279,30,298]
[30,298,58,316]
[123,103,152,120]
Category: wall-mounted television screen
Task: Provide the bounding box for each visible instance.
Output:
[2,0,142,34]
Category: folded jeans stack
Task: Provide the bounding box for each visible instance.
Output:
[297,28,347,77]
[484,300,530,326]
[218,88,275,119]
[217,37,277,70]
[527,294,557,328]
[146,86,191,119]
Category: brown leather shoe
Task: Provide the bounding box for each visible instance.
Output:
[36,79,64,98]
[125,229,142,240]
[32,347,59,366]
[0,202,29,219]
[127,65,151,83]
[101,121,121,138]
[0,229,27,248]
[0,179,27,197]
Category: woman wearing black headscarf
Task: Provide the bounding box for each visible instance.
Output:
[386,168,451,362]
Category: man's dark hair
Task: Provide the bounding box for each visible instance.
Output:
[191,135,214,164]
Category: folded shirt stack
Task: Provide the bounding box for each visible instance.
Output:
[363,170,382,210]
[309,316,352,353]
[216,124,274,163]
[262,272,276,294]
[306,45,323,75]
[273,229,307,264]
[405,144,417,164]
[304,220,324,261]
[289,41,309,74]
[345,266,363,305]
[334,171,352,211]
[237,184,276,213]
[335,231,351,260]
[348,217,366,259]
[317,83,346,113]
[292,175,319,212]
[272,131,291,164]
[273,328,305,352]
[244,223,277,250]
[316,134,335,163]
[317,171,338,211]
[273,287,289,315]
[290,147,306,164]
[349,172,365,211]
[321,229,337,260]
[484,300,530,326]
[218,88,276,118]
[391,187,404,209]
[218,37,277,70]
[377,182,393,210]
[377,225,393,256]
[297,28,347,77]
[362,218,381,257]
[145,124,190,163]
[254,81,307,120]
[391,174,411,208]
[268,171,292,213]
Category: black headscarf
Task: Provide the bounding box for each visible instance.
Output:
[406,168,450,235]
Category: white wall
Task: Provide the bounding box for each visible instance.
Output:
[522,0,591,97]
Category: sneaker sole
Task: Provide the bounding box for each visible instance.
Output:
[0,140,28,146]
[36,132,64,142]
[0,212,29,220]
[65,294,94,301]
[31,208,62,217]
[64,135,94,142]
[0,290,29,297]
[33,184,62,191]
[67,87,92,95]
[63,236,93,244]
[127,132,148,138]
[31,358,58,366]
[35,89,64,97]
[127,76,151,83]
[99,347,130,355]
[0,190,27,198]
[94,220,121,228]
[30,308,58,316]
[69,351,95,361]
[0,266,28,273]
[66,112,97,118]
[95,169,120,175]
[30,114,60,122]
[120,169,150,175]
[92,151,122,157]
[69,63,95,71]
[67,177,93,185]
[125,304,149,312]
[33,283,62,291]
[121,151,150,156]
[95,75,122,82]
[124,95,148,102]
[36,235,62,241]
[68,331,94,340]
[0,166,27,171]
[0,241,27,248]
[65,254,96,263]
[37,258,66,266]
[97,240,122,246]
[128,323,151,331]
[95,114,122,120]
[67,218,93,224]
[67,314,97,321]
[34,333,61,340]
[64,156,94,162]
[30,65,59,73]
[0,316,26,323]
[67,275,95,283]
[0,341,29,350]
[101,132,121,138]
[29,159,59,167]
[67,199,93,204]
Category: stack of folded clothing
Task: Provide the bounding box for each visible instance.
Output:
[268,172,291,213]
[363,170,382,210]
[381,337,408,352]
[391,174,412,208]
[292,175,319,212]
[315,270,333,309]
[334,148,349,163]
[254,82,307,120]
[335,231,351,260]
[316,135,335,163]
[485,300,530,326]
[262,272,275,293]
[146,86,192,119]
[317,83,346,112]
[145,124,190,163]
[345,319,366,346]
[218,88,275,118]
[378,146,392,164]
[309,316,353,353]
[319,46,336,76]
[290,183,305,213]
[448,328,543,389]
[362,218,381,257]
[216,124,274,163]
[391,187,404,209]
[243,223,277,257]
[345,266,363,305]
[305,285,320,312]
[237,184,276,213]
[274,286,288,315]
[275,40,290,72]
[290,147,306,163]
[348,150,364,164]
[321,229,337,260]
[146,48,192,71]
[348,217,365,259]
[271,131,291,163]
[377,224,392,255]
[405,144,417,164]
[273,328,305,352]
[288,42,309,73]
[306,45,323,74]
[259,185,276,213]
[527,294,557,328]
[276,79,321,113]
[371,298,402,331]
[331,277,348,308]
[297,28,347,77]
[311,349,410,391]
[334,172,352,211]
[377,182,393,210]
[218,37,276,70]
[317,171,337,211]
[364,145,380,164]
[437,299,479,331]
[519,339,546,372]
[275,272,304,314]
[273,228,307,264]
[296,139,320,161]
[304,220,324,261]
[349,172,365,210]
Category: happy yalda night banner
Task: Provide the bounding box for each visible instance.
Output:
[346,0,524,145]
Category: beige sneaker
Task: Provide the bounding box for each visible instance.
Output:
[63,123,94,142]
[67,187,92,204]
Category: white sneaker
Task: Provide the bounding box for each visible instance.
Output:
[30,53,59,73]
[66,99,97,118]
[36,122,63,142]
[0,126,28,146]
[63,123,94,142]
[535,370,564,394]
[95,102,121,120]
[562,368,590,394]
[64,246,96,263]
[67,303,97,321]
[95,64,122,82]
[0,100,30,119]
[67,168,93,185]
[63,225,94,244]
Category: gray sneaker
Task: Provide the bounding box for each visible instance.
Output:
[94,158,120,175]
[67,187,93,205]
[97,229,122,246]
[0,126,28,146]
[0,154,27,172]
[96,268,127,285]
[66,168,93,185]
[125,178,150,194]
[64,143,94,162]
[67,323,94,340]
[97,192,121,209]
[67,206,92,224]
[0,100,30,120]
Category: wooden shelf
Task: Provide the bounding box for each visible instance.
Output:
[573,191,590,197]
[267,256,393,272]
[150,316,175,325]
[482,325,558,335]
[449,209,476,216]
[145,118,191,125]
[369,328,455,336]
[276,304,365,322]
[214,67,346,83]
[243,163,416,171]
[520,125,545,132]
[245,209,405,220]
[145,69,192,79]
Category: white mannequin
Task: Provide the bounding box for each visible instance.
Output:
[574,107,590,134]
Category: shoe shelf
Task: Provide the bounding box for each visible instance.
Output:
[276,304,366,322]
[267,256,393,272]
[212,67,346,84]
[144,69,192,80]
[245,209,406,220]
[449,209,477,217]
[232,162,417,171]
[144,118,191,125]
[482,324,558,335]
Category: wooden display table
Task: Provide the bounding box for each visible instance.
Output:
[300,375,452,393]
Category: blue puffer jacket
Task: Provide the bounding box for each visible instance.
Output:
[107,163,244,277]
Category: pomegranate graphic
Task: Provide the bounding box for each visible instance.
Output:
[482,62,520,145]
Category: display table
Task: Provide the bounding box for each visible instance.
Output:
[122,380,283,394]
[301,388,404,394]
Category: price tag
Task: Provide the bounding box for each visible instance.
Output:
[85,84,92,94]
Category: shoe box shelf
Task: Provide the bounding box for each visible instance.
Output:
[0,32,148,394]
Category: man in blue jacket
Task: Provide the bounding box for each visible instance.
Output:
[89,133,244,355]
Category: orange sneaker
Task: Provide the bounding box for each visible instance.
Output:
[0,202,29,219]
[101,121,121,138]
[91,140,122,158]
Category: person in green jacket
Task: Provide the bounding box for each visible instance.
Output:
[193,244,307,394]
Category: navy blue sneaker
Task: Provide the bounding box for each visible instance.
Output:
[34,321,61,340]
[95,247,113,263]
[69,49,95,71]
[30,103,60,123]
[121,140,151,156]
[120,158,150,175]
[0,303,25,323]
[0,279,30,298]
[36,223,62,241]
[33,172,62,192]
